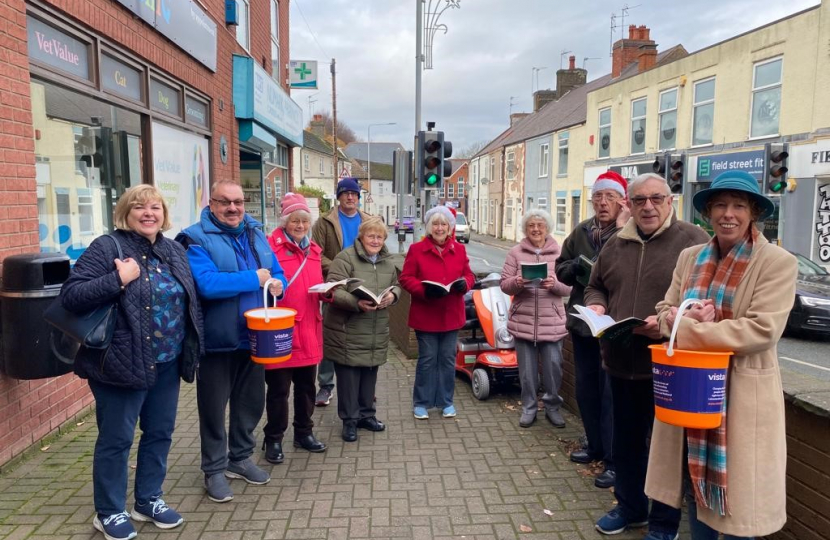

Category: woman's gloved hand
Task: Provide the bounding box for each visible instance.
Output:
[450,279,468,294]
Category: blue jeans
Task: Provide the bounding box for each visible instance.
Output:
[413,330,458,409]
[572,333,613,467]
[89,359,180,515]
[608,375,680,534]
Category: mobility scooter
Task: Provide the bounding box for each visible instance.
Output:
[455,273,518,399]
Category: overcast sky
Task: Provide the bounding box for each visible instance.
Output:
[288,0,820,154]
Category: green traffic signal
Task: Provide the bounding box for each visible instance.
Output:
[425,172,439,186]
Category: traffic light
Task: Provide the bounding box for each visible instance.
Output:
[417,130,453,190]
[667,153,685,194]
[77,130,104,169]
[763,142,789,194]
[652,153,667,175]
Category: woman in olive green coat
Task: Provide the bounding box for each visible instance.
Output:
[323,217,400,443]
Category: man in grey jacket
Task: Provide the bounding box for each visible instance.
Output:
[584,173,710,539]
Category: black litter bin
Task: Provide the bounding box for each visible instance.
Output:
[0,252,74,379]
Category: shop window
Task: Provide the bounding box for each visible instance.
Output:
[557,132,569,176]
[692,78,715,146]
[32,80,143,261]
[598,108,611,158]
[631,98,647,154]
[658,88,677,150]
[539,143,549,177]
[751,58,782,138]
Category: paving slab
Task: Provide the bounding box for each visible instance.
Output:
[0,344,675,539]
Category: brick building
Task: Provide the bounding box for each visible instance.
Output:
[436,159,469,215]
[0,0,301,467]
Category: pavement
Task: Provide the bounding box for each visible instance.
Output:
[0,344,662,540]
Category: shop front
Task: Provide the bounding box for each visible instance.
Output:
[787,139,830,267]
[27,3,215,261]
[232,55,303,232]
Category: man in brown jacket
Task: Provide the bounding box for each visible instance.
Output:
[584,173,710,539]
[311,177,371,406]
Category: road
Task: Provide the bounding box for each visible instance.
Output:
[417,235,830,382]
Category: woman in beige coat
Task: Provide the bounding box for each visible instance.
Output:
[645,171,797,539]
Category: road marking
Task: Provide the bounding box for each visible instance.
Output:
[780,356,830,373]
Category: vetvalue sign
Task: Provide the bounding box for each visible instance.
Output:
[114,0,217,72]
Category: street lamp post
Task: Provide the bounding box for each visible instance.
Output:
[367,122,396,216]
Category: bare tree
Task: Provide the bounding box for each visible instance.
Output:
[455,139,490,159]
[308,110,358,145]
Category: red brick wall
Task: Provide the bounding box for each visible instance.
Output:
[0,0,290,468]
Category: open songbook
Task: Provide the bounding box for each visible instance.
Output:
[351,285,396,306]
[571,305,646,340]
[422,278,466,298]
[308,278,363,294]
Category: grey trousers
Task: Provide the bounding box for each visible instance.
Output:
[333,363,378,425]
[514,338,564,417]
[197,350,265,476]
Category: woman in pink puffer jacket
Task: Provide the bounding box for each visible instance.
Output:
[500,209,572,429]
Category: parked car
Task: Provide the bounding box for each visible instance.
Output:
[455,211,470,243]
[394,216,414,234]
[787,251,830,336]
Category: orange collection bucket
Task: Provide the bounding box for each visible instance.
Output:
[244,279,297,365]
[649,299,732,430]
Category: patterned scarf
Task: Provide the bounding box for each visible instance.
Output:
[681,225,758,516]
[589,217,617,252]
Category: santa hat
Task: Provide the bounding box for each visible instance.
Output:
[281,192,310,215]
[593,171,628,197]
[424,205,457,230]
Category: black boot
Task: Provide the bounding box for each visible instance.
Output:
[262,441,284,464]
[341,423,357,442]
[294,434,327,452]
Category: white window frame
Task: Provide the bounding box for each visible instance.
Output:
[598,108,611,159]
[555,195,567,234]
[506,150,516,179]
[630,97,647,155]
[447,182,454,198]
[489,199,495,225]
[505,198,514,226]
[318,158,324,174]
[236,0,250,51]
[749,57,783,139]
[692,77,716,147]
[303,153,309,171]
[539,143,549,177]
[458,177,464,197]
[77,189,94,234]
[270,0,280,81]
[557,131,569,176]
[481,200,488,225]
[658,88,678,151]
[537,197,548,210]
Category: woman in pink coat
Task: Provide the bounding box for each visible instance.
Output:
[262,193,326,464]
[500,210,571,429]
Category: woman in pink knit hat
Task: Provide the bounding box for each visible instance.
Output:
[262,193,327,464]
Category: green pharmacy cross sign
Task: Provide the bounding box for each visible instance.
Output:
[289,60,318,89]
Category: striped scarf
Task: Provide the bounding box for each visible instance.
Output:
[589,217,617,252]
[681,226,757,516]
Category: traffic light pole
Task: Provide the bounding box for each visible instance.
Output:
[415,0,423,134]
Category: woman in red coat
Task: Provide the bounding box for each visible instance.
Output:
[400,206,475,420]
[262,193,327,464]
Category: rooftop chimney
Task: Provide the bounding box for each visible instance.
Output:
[510,113,529,127]
[556,54,588,99]
[533,89,557,112]
[309,114,326,138]
[612,24,657,78]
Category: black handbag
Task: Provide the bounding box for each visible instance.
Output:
[44,235,122,359]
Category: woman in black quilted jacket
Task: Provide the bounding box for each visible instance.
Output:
[60,185,203,540]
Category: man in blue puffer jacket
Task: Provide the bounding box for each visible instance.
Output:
[177,180,287,503]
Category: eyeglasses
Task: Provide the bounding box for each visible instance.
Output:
[363,234,385,241]
[211,198,245,207]
[591,193,621,203]
[630,194,669,207]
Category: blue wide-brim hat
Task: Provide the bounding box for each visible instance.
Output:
[692,170,775,220]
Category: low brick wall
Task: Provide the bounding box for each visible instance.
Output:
[765,370,830,540]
